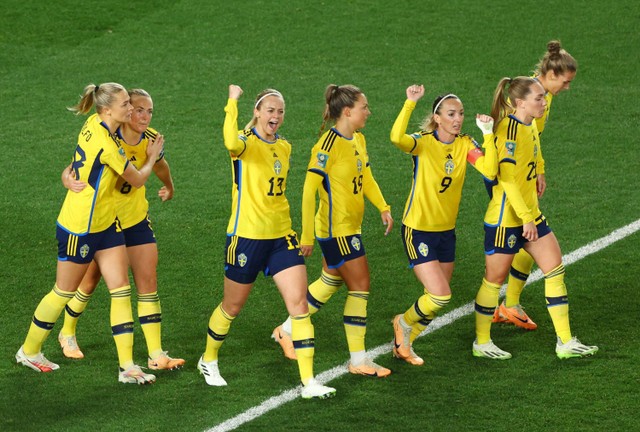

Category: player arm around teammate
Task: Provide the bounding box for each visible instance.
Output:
[17,83,162,384]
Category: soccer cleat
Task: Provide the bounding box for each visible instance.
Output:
[555,337,599,359]
[58,332,85,359]
[348,358,391,378]
[301,378,336,400]
[16,346,59,372]
[393,344,424,366]
[271,325,297,360]
[148,351,185,370]
[392,314,412,359]
[118,365,156,385]
[197,356,227,386]
[472,339,512,360]
[492,306,507,323]
[493,302,538,330]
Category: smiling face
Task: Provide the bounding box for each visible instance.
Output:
[128,95,153,134]
[434,98,464,141]
[254,95,285,140]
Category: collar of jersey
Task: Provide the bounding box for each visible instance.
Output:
[251,127,278,144]
[330,127,354,140]
[508,114,532,126]
[433,129,455,144]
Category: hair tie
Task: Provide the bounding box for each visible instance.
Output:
[433,93,458,114]
[254,91,282,109]
[94,85,100,94]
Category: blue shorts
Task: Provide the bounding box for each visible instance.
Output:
[121,215,156,248]
[484,216,552,255]
[318,234,366,269]
[402,225,456,266]
[224,232,305,284]
[57,222,125,264]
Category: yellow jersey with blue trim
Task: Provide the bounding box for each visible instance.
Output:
[400,130,482,231]
[57,113,129,234]
[223,119,293,239]
[305,128,388,241]
[114,127,164,229]
[484,115,542,227]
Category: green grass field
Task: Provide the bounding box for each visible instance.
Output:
[1,1,639,431]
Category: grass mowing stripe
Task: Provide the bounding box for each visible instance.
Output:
[206,217,640,432]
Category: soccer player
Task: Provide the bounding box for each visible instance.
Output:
[197,84,335,400]
[493,40,579,330]
[16,83,163,384]
[390,84,497,366]
[273,84,394,378]
[58,89,184,372]
[472,76,598,360]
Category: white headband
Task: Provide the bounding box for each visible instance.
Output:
[254,92,283,109]
[433,93,459,114]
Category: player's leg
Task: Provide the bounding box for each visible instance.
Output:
[494,248,537,330]
[59,260,101,359]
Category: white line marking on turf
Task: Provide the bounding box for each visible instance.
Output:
[206,219,640,432]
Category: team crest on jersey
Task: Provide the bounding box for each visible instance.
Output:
[80,244,90,259]
[357,159,363,173]
[533,144,538,158]
[316,152,328,168]
[506,141,516,156]
[237,253,248,267]
[418,242,429,257]
[274,160,282,175]
[444,159,455,174]
[507,234,517,249]
[351,236,361,251]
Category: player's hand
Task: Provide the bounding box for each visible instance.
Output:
[300,244,314,257]
[522,221,538,242]
[229,85,243,100]
[476,114,494,135]
[62,165,87,193]
[536,174,546,198]
[381,210,393,236]
[158,185,174,201]
[146,134,164,161]
[406,84,425,102]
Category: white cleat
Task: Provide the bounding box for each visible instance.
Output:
[118,364,156,385]
[472,339,512,360]
[556,337,598,359]
[16,346,59,372]
[197,356,227,386]
[301,378,336,400]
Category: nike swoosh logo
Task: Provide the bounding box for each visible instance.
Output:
[512,315,528,323]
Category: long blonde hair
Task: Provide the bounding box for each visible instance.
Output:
[67,82,127,115]
[419,94,460,132]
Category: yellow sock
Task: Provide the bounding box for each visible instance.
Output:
[23,284,74,356]
[110,285,134,369]
[403,292,451,343]
[291,313,315,385]
[545,264,571,343]
[343,291,368,353]
[60,288,93,337]
[505,250,535,307]
[307,270,343,314]
[203,304,235,362]
[138,291,162,358]
[475,279,501,344]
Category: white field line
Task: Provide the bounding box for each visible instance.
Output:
[206,218,640,432]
